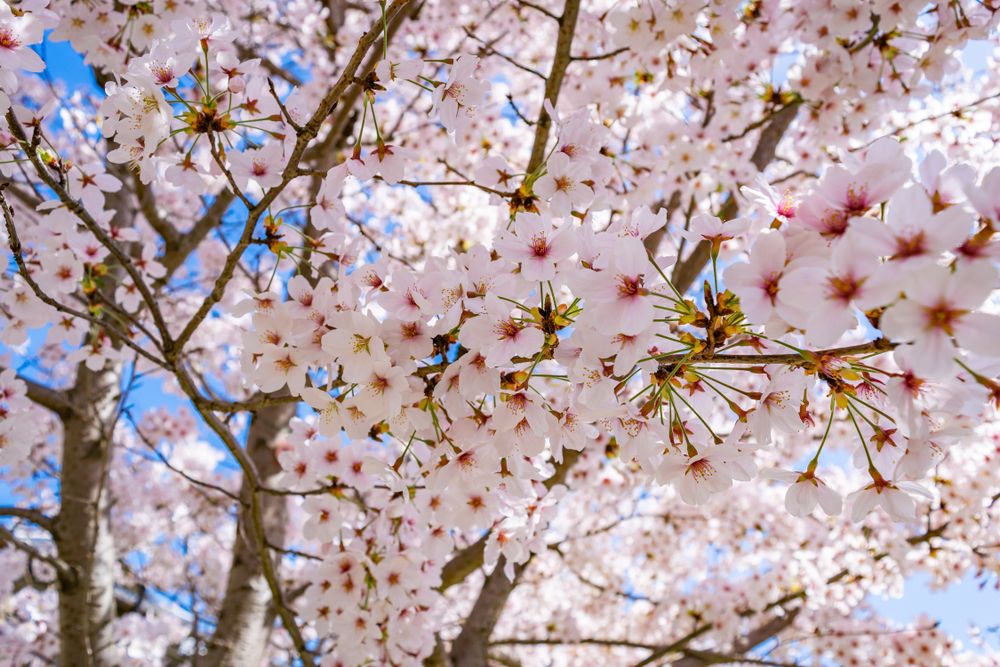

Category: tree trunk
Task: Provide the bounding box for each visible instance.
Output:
[202,399,297,667]
[54,362,123,667]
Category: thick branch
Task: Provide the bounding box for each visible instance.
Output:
[135,179,179,248]
[0,507,55,532]
[525,0,582,173]
[439,450,579,592]
[159,190,237,278]
[0,524,75,581]
[629,624,714,667]
[676,650,799,667]
[491,638,662,649]
[664,102,800,296]
[0,367,71,418]
[641,190,684,258]
[671,609,802,667]
[446,449,581,666]
[748,103,801,173]
[451,557,529,667]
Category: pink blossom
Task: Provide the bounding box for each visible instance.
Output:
[572,238,656,337]
[880,262,1000,379]
[363,143,418,186]
[759,467,843,517]
[493,212,577,283]
[228,142,286,192]
[457,294,544,367]
[847,472,934,523]
[533,153,594,217]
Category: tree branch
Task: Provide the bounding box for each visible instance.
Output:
[439,450,579,593]
[6,111,174,351]
[0,524,75,581]
[0,367,71,418]
[158,190,237,279]
[525,0,582,173]
[0,507,55,532]
[664,102,800,296]
[629,624,714,667]
[172,0,414,359]
[651,338,897,366]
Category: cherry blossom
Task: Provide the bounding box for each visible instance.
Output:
[2,4,1000,667]
[431,54,491,136]
[880,262,1000,378]
[228,142,286,192]
[759,467,843,517]
[493,212,576,282]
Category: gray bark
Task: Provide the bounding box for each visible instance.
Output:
[202,399,298,667]
[53,360,123,667]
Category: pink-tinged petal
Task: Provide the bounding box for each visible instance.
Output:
[908,328,955,379]
[929,206,973,250]
[533,174,556,199]
[572,269,620,303]
[902,263,950,307]
[816,166,860,209]
[547,226,578,262]
[853,270,899,311]
[946,261,998,309]
[493,237,534,263]
[776,267,825,310]
[879,300,927,341]
[896,481,935,500]
[658,459,688,481]
[677,477,710,505]
[720,216,752,238]
[816,483,843,516]
[520,256,554,283]
[724,272,772,325]
[955,312,1000,358]
[746,409,772,446]
[721,262,756,290]
[804,302,856,348]
[849,488,879,523]
[846,217,897,257]
[749,232,786,277]
[859,163,910,205]
[511,327,545,358]
[880,489,916,522]
[759,468,801,483]
[598,295,654,337]
[785,482,818,517]
[885,186,932,232]
[613,237,649,277]
[769,403,804,434]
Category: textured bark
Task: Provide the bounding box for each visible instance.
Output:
[202,398,298,667]
[49,149,141,667]
[450,557,528,667]
[446,451,581,666]
[54,362,123,667]
[525,0,582,173]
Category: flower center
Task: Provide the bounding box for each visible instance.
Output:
[825,274,860,301]
[0,29,21,50]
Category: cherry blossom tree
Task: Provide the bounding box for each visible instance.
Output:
[1,1,999,667]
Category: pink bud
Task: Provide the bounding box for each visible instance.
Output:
[228,76,246,93]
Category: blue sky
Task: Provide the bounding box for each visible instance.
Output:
[2,27,997,655]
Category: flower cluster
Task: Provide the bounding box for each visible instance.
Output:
[1,0,999,665]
